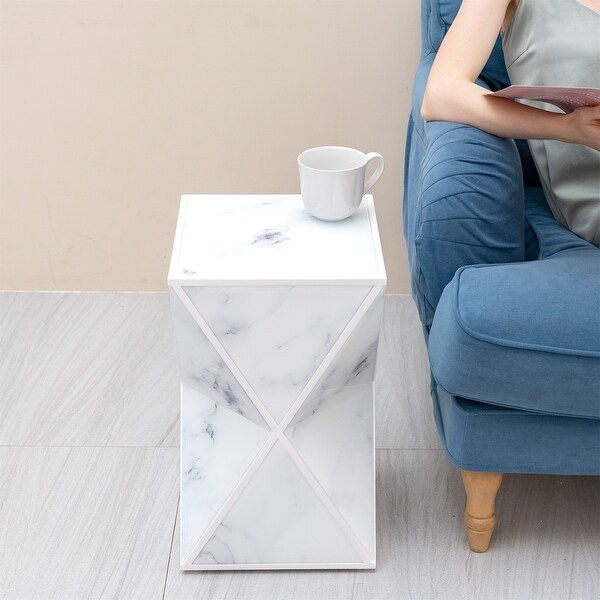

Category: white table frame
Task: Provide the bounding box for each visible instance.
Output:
[169,195,386,570]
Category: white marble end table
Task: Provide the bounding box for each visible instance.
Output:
[168,194,387,570]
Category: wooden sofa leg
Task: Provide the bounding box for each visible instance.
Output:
[460,470,503,552]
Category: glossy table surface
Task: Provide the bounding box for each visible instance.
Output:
[168,194,386,285]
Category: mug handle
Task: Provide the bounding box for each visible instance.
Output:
[363,152,385,195]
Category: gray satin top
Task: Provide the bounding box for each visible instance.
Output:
[501,0,600,246]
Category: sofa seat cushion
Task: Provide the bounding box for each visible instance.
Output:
[428,247,600,419]
[433,386,600,475]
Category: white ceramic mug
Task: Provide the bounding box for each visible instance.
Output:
[297,146,385,221]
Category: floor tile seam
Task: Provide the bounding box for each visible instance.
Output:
[161,493,180,600]
[0,445,444,451]
[0,444,181,449]
[0,291,412,296]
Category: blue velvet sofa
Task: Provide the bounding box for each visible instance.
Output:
[403,0,600,551]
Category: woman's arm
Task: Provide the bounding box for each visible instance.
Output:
[421,0,600,149]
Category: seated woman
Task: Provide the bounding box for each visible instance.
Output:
[421,0,600,247]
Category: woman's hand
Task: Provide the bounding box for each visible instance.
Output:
[561,105,600,151]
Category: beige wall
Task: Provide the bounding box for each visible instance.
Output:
[0,1,421,293]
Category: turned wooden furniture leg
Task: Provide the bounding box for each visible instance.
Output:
[460,470,503,553]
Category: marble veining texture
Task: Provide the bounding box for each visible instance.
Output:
[287,382,375,557]
[180,385,270,562]
[291,287,385,427]
[173,195,383,281]
[183,285,371,423]
[171,284,384,569]
[169,289,268,429]
[193,441,363,566]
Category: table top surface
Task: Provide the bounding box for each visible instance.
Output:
[168,194,386,285]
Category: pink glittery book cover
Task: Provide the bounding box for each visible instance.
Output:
[492,85,600,113]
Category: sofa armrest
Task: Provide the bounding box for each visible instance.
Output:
[403,59,526,327]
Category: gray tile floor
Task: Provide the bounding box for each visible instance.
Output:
[0,292,598,600]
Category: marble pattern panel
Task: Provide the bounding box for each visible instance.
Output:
[290,287,385,427]
[175,287,384,569]
[174,195,383,281]
[180,384,271,562]
[169,289,268,429]
[192,441,363,566]
[183,285,372,423]
[287,382,375,557]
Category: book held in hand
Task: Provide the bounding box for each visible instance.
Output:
[491,85,600,113]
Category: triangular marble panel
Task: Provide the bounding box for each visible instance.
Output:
[169,289,268,429]
[180,384,271,562]
[183,285,372,423]
[286,383,375,558]
[289,287,385,427]
[192,441,363,565]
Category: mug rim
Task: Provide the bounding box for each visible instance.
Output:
[297,146,367,173]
